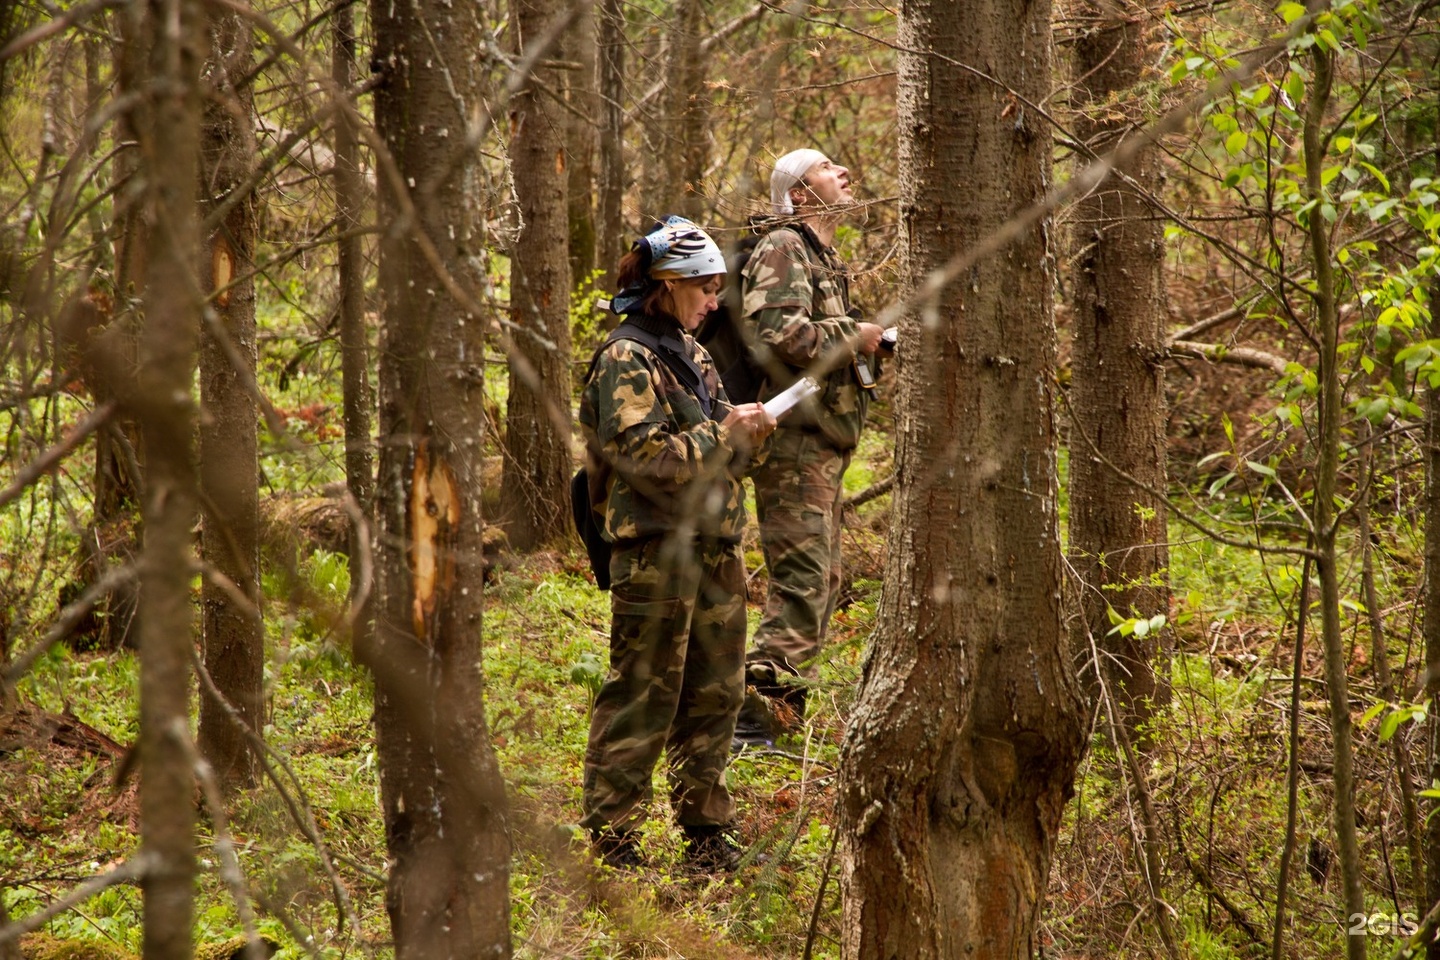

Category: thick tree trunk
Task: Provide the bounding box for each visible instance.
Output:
[1303,44,1365,960]
[1066,1,1169,736]
[837,1,1084,957]
[367,0,512,952]
[333,0,373,624]
[564,4,598,285]
[120,0,206,956]
[501,0,573,551]
[595,0,625,293]
[197,2,261,793]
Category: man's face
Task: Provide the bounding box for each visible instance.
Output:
[795,157,852,209]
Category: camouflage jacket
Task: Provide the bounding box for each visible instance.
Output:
[741,223,871,451]
[579,313,753,542]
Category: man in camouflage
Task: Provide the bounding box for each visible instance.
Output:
[578,217,773,870]
[734,149,884,746]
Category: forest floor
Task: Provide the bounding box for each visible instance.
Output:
[0,428,1424,959]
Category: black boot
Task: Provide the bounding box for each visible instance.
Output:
[731,687,777,752]
[682,824,743,873]
[591,827,643,869]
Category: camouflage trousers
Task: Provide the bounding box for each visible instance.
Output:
[580,534,746,832]
[749,428,850,680]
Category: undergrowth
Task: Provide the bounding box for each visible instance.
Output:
[0,487,1428,958]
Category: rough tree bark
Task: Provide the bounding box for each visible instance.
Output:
[564,3,598,285]
[333,0,373,621]
[197,1,261,792]
[639,0,704,221]
[501,0,573,551]
[595,0,625,292]
[120,0,206,955]
[366,0,512,951]
[1066,1,1169,737]
[837,1,1085,957]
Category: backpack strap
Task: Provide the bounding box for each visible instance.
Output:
[586,318,714,419]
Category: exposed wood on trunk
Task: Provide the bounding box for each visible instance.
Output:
[197,0,262,792]
[366,0,512,948]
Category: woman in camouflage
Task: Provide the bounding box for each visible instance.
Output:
[577,217,774,872]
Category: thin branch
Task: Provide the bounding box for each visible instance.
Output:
[3,562,139,692]
[0,856,151,945]
[0,400,115,511]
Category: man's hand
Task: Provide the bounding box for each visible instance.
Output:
[855,322,884,355]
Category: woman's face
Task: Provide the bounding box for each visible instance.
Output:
[665,275,723,332]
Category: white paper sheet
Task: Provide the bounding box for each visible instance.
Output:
[762,377,821,420]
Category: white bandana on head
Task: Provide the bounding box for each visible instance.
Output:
[610,216,724,315]
[643,216,725,279]
[770,149,828,216]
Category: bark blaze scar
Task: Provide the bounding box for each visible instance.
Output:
[410,440,461,641]
[212,236,233,306]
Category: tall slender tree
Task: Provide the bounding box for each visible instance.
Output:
[838,0,1085,955]
[595,0,626,291]
[634,0,704,222]
[333,0,373,618]
[501,0,573,551]
[197,0,261,792]
[1303,40,1365,960]
[1066,1,1170,739]
[366,0,512,951]
[120,0,206,954]
[564,4,598,285]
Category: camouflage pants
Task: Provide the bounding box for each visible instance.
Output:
[749,428,849,680]
[580,534,746,832]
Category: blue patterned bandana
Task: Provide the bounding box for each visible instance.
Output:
[611,216,724,315]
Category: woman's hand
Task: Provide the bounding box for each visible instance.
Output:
[722,402,776,449]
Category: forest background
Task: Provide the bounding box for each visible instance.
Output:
[2,0,1440,958]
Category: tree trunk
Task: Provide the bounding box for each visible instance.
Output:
[501,0,573,551]
[333,0,373,626]
[366,0,512,951]
[120,0,206,955]
[1303,43,1365,960]
[595,0,625,294]
[640,0,705,221]
[197,1,261,793]
[837,1,1085,957]
[1427,270,1440,960]
[564,4,598,286]
[1066,1,1169,737]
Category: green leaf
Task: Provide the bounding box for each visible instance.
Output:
[1277,1,1306,22]
[1360,701,1388,726]
[1246,460,1277,478]
[1225,130,1247,155]
[1380,709,1402,742]
[1359,161,1390,192]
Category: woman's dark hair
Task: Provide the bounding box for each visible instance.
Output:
[616,248,672,319]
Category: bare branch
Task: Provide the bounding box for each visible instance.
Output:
[0,400,115,511]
